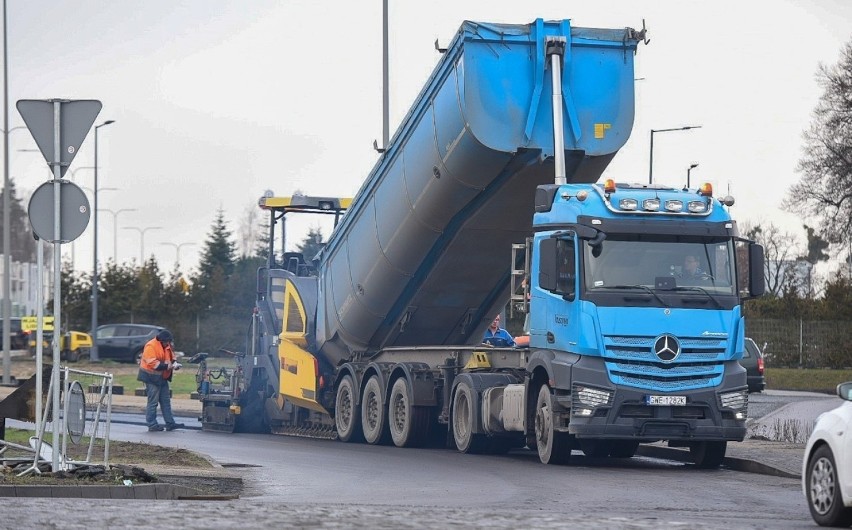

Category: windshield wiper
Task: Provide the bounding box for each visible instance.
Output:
[669,286,723,308]
[607,285,669,307]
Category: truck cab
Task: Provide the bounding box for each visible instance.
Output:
[522,179,764,465]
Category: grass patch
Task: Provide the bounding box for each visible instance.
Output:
[765,367,852,394]
[111,370,197,398]
[2,427,212,468]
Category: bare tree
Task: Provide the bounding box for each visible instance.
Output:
[743,222,803,296]
[785,38,852,258]
[236,201,259,258]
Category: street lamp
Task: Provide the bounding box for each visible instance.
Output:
[686,163,699,189]
[90,119,115,362]
[648,125,702,184]
[161,242,196,265]
[99,208,137,262]
[124,226,163,263]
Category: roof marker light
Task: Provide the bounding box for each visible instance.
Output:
[576,190,589,201]
[699,182,713,197]
[619,198,638,210]
[665,200,684,212]
[643,198,661,211]
[688,201,708,213]
[604,179,616,193]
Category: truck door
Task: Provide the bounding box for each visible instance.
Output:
[533,234,577,349]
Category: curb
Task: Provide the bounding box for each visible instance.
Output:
[0,482,213,499]
[636,445,801,479]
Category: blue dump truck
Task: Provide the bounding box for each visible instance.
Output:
[195,19,765,468]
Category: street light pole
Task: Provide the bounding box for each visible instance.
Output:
[161,241,196,265]
[2,0,9,384]
[648,125,702,184]
[90,119,115,362]
[124,226,163,263]
[99,208,136,262]
[686,163,699,189]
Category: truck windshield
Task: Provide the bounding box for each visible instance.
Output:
[582,235,737,297]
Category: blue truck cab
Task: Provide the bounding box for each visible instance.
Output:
[527,179,765,464]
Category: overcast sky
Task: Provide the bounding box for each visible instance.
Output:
[4,0,852,275]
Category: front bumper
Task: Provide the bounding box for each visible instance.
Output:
[559,356,747,442]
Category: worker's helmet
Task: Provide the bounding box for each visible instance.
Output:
[156,329,173,343]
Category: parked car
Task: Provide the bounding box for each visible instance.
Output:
[0,317,29,350]
[95,323,166,363]
[741,337,766,393]
[803,381,852,527]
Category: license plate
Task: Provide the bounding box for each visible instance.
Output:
[646,395,686,406]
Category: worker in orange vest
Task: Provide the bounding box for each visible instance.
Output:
[136,329,184,432]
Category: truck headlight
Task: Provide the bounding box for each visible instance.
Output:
[719,389,748,414]
[619,198,638,211]
[688,201,708,213]
[642,198,660,211]
[574,385,612,407]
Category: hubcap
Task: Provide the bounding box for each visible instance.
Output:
[810,456,836,515]
[338,387,352,427]
[536,401,551,447]
[455,393,469,439]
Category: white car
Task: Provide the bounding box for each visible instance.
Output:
[803,382,852,527]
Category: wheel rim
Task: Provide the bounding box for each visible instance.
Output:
[535,398,550,449]
[392,391,406,433]
[810,456,836,515]
[337,384,353,430]
[454,391,470,443]
[366,390,379,431]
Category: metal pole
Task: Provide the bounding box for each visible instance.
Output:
[91,126,99,361]
[648,130,655,184]
[51,100,61,471]
[382,0,389,149]
[547,37,566,185]
[90,120,113,362]
[2,0,9,385]
[35,239,42,431]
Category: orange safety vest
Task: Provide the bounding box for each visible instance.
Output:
[139,337,176,380]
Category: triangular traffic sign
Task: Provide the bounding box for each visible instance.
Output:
[16,99,102,178]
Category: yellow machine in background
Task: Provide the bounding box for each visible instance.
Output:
[25,322,93,363]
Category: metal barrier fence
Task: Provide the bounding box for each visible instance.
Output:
[6,367,114,475]
[746,319,852,369]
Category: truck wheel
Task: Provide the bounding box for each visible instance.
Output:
[806,444,852,527]
[335,375,363,443]
[608,440,639,458]
[580,439,611,458]
[66,349,80,363]
[534,385,572,465]
[689,441,727,469]
[361,375,390,445]
[388,378,430,448]
[451,381,487,454]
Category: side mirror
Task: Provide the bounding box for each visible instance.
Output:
[748,243,765,298]
[837,381,852,401]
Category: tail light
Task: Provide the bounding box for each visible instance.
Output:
[757,356,764,375]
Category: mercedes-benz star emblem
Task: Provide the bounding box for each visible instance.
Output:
[654,335,680,362]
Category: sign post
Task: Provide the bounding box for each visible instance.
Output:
[18,98,100,472]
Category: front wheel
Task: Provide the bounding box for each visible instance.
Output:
[335,375,363,443]
[806,444,852,527]
[689,441,727,469]
[534,385,572,465]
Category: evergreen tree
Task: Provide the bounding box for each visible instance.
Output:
[297,226,325,262]
[191,208,237,310]
[0,178,37,262]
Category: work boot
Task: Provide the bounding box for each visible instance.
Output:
[148,425,164,432]
[165,423,185,431]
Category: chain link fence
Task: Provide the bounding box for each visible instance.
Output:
[746,319,852,369]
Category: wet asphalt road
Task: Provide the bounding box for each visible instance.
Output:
[3,390,822,528]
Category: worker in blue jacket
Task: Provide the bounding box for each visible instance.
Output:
[483,315,515,347]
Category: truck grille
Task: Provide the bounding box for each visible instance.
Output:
[603,335,726,391]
